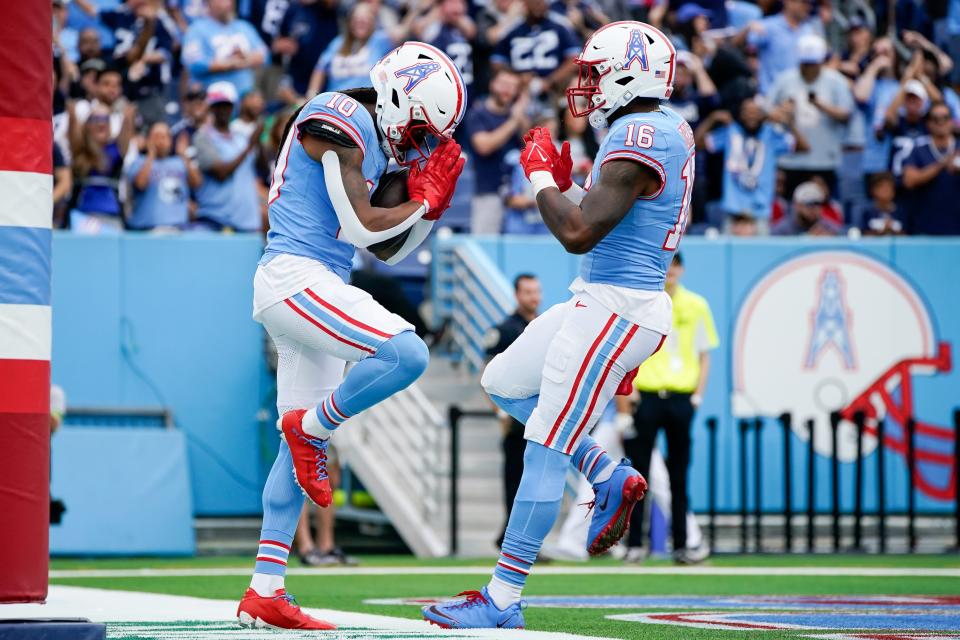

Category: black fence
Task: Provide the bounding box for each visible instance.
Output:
[448,405,960,555]
[707,409,960,554]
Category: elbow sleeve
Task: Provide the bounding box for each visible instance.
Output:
[321,150,425,248]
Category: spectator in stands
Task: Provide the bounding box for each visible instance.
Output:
[771,180,844,235]
[670,51,719,133]
[415,0,476,94]
[231,89,266,138]
[128,121,202,231]
[53,143,73,230]
[182,0,267,96]
[273,0,339,101]
[837,14,875,79]
[466,68,529,234]
[76,26,105,67]
[696,97,808,231]
[485,273,542,548]
[476,0,524,91]
[769,34,854,197]
[171,83,207,148]
[881,65,937,178]
[100,0,179,124]
[307,3,393,95]
[854,37,900,179]
[620,252,717,565]
[193,82,263,231]
[901,102,960,235]
[742,0,823,93]
[860,172,904,235]
[67,102,136,231]
[491,0,580,95]
[73,65,128,139]
[502,112,558,234]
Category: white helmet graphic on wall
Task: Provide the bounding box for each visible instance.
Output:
[732,250,954,501]
[567,21,676,129]
[370,41,467,167]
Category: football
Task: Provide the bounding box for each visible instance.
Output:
[367,169,412,262]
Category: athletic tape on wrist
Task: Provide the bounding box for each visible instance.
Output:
[529,170,558,196]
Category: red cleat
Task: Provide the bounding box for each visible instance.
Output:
[237,588,336,630]
[279,409,332,507]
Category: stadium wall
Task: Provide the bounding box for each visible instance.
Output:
[51,233,270,515]
[48,234,959,522]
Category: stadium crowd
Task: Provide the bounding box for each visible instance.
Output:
[51,0,960,237]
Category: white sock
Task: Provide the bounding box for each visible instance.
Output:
[592,461,615,485]
[250,572,285,597]
[301,407,335,440]
[486,576,522,609]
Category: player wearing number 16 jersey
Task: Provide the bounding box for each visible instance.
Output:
[425,22,695,630]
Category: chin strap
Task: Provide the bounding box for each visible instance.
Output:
[321,150,425,248]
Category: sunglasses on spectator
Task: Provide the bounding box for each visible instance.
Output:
[89,115,110,124]
[929,113,952,122]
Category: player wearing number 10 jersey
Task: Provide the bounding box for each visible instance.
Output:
[424,22,695,630]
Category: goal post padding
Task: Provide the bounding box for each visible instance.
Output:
[0,0,53,604]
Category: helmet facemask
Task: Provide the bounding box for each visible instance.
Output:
[566,59,611,128]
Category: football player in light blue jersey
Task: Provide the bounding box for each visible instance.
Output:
[239,42,467,630]
[426,22,695,630]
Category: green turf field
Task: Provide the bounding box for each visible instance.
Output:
[48,554,960,639]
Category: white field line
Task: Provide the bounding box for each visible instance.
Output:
[0,585,598,640]
[48,566,960,579]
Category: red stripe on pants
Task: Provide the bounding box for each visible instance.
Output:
[543,314,618,448]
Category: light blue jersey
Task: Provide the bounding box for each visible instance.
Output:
[264,92,388,282]
[579,106,695,292]
[194,124,261,231]
[707,121,794,218]
[182,16,267,96]
[127,155,191,229]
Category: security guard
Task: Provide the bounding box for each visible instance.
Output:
[619,252,718,564]
[485,273,542,548]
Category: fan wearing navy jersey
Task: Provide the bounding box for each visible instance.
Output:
[426,22,693,630]
[237,42,467,631]
[416,0,476,94]
[491,0,580,90]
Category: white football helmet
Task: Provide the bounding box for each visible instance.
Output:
[370,41,467,167]
[567,21,676,129]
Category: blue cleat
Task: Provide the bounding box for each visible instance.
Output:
[422,588,524,629]
[586,459,647,556]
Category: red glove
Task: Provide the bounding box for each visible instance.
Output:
[616,367,639,396]
[407,141,466,221]
[554,140,573,192]
[519,127,559,179]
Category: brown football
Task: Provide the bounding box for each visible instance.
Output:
[368,169,411,262]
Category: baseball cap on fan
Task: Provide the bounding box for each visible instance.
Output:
[797,34,828,64]
[793,181,826,205]
[904,79,929,103]
[206,81,238,106]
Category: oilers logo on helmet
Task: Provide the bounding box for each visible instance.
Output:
[623,29,649,71]
[804,269,856,370]
[732,250,954,502]
[394,62,442,94]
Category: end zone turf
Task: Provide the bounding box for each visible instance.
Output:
[33,555,960,639]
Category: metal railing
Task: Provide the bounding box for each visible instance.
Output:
[433,238,513,373]
[335,382,450,557]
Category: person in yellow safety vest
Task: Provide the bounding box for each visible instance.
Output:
[615,251,718,564]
